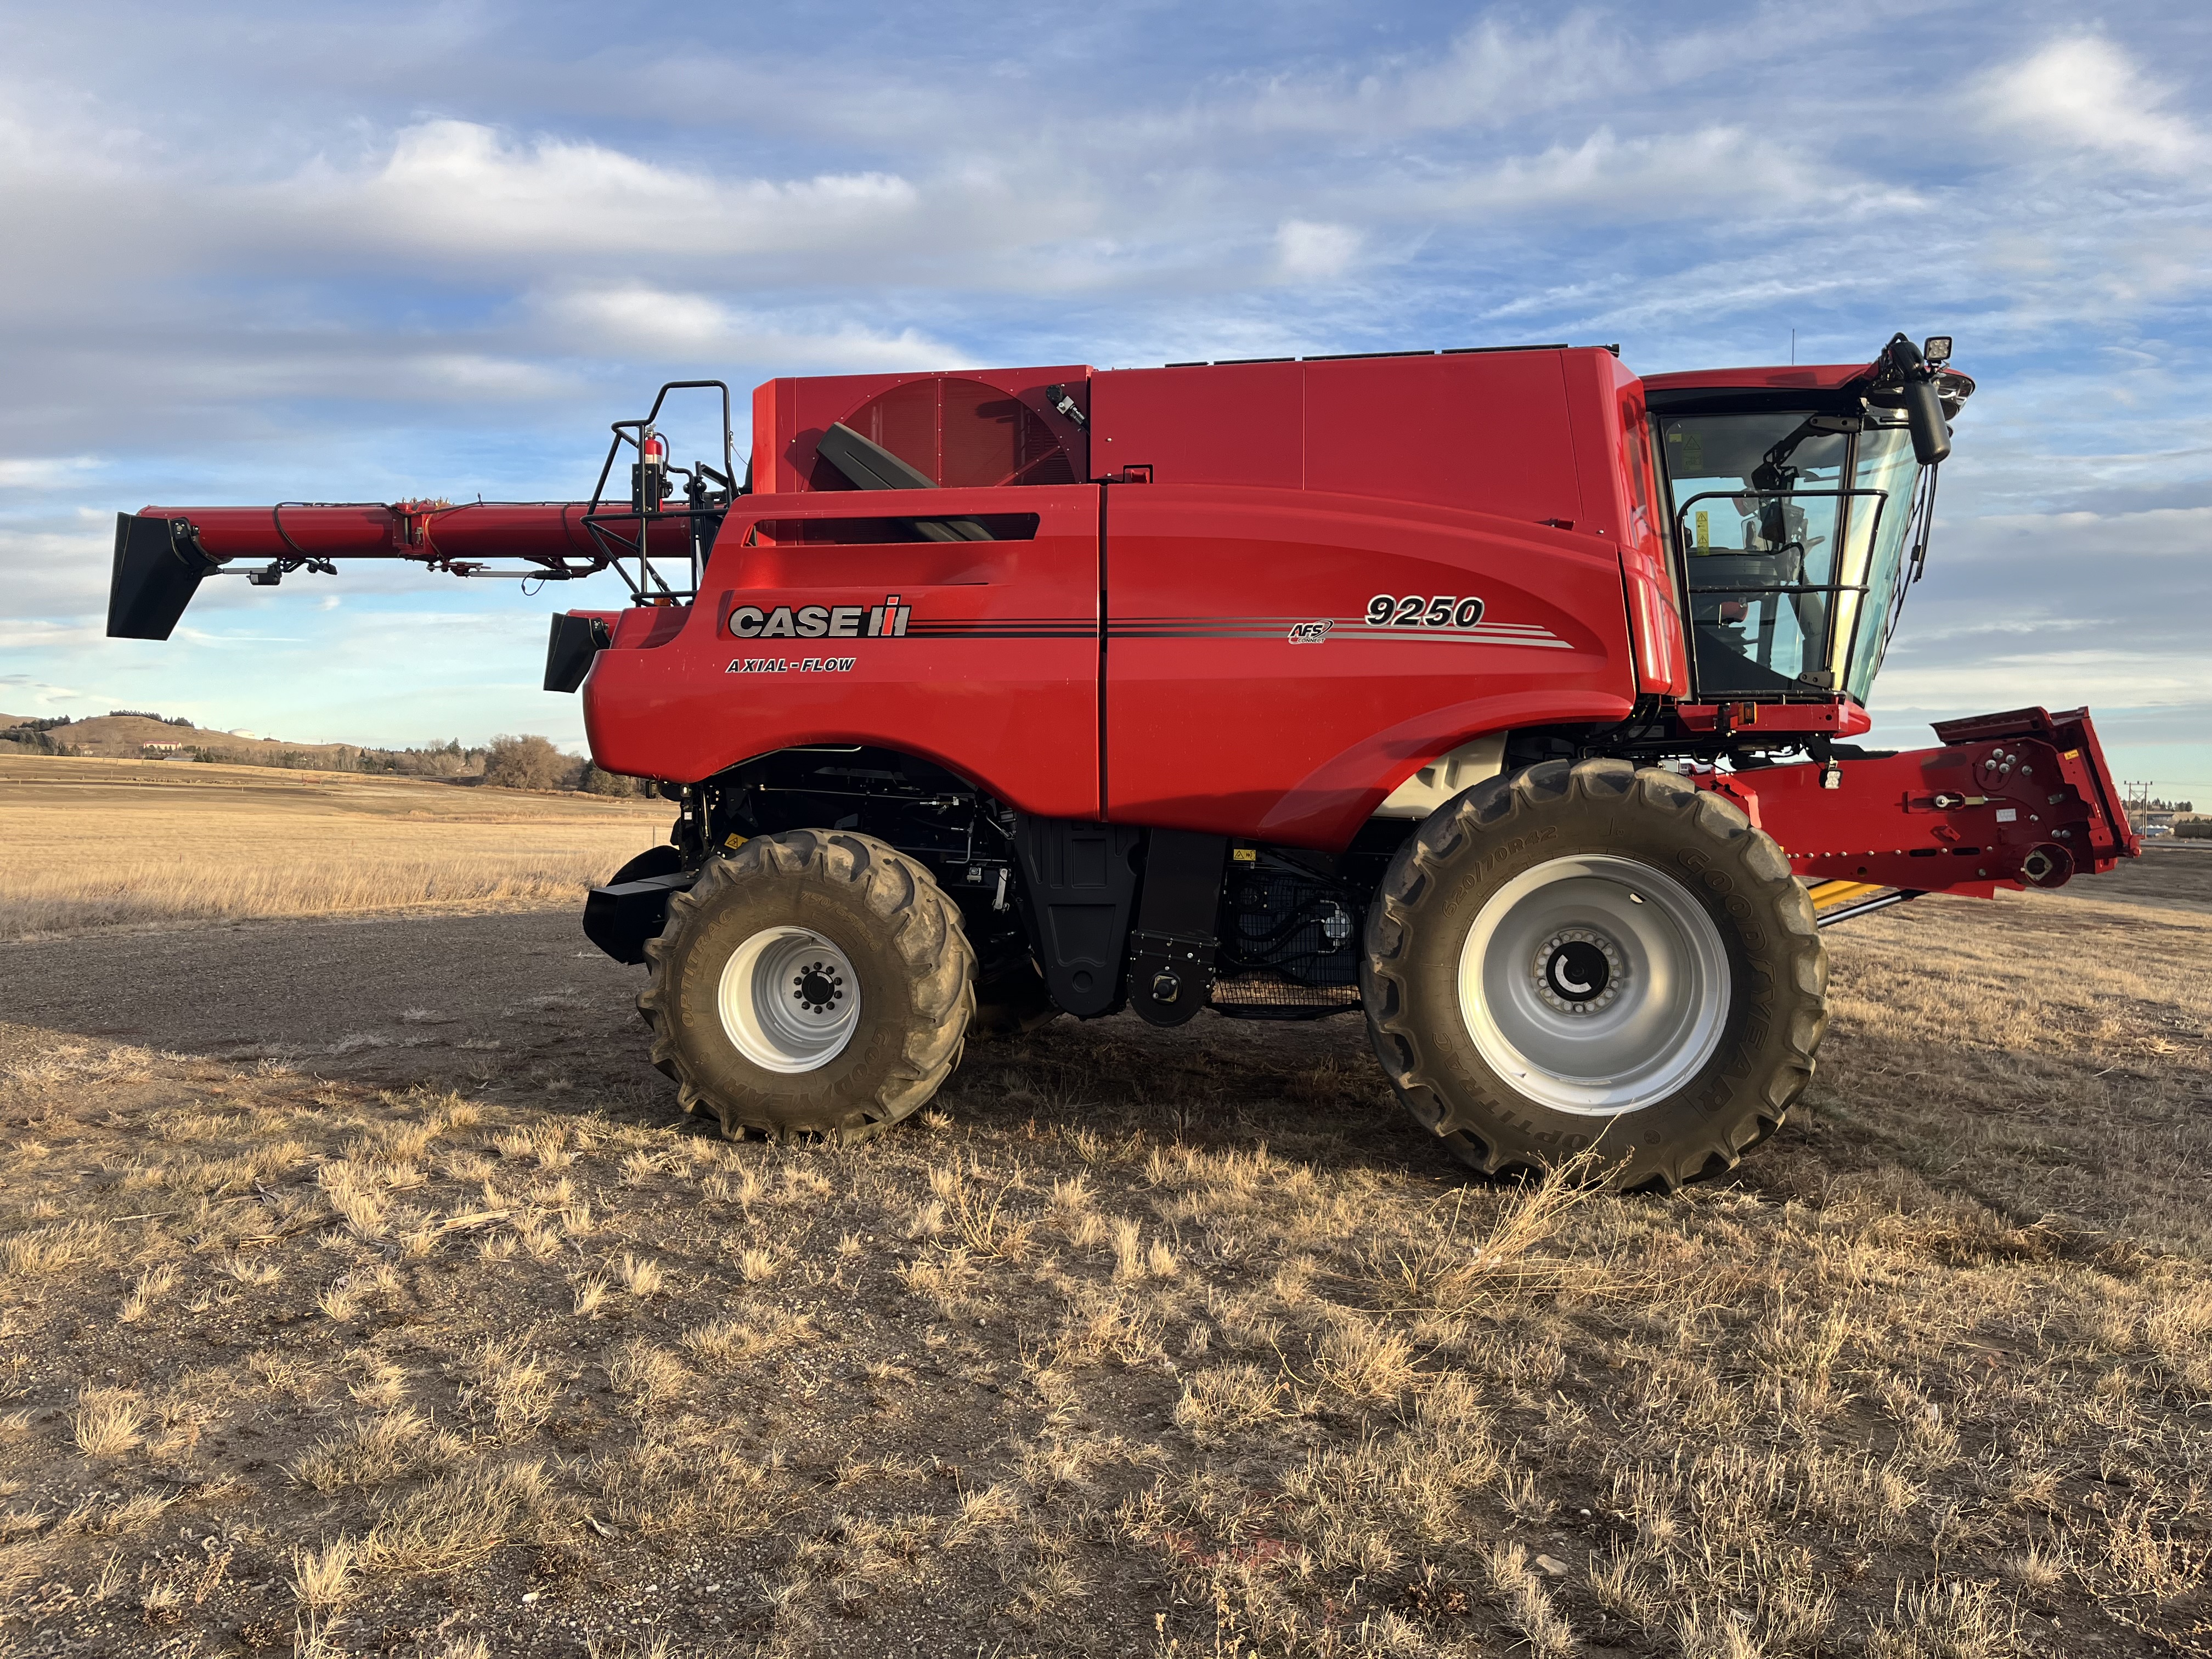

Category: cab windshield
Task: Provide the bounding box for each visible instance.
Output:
[1658,411,1931,704]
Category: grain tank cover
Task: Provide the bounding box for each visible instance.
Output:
[1087,347,1620,526]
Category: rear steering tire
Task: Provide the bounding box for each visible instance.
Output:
[639,830,974,1142]
[1361,759,1826,1190]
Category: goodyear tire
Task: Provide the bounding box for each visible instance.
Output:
[639,830,974,1141]
[1361,759,1825,1190]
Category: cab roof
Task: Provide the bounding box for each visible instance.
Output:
[1639,363,1870,394]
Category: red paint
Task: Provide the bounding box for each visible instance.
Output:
[1675,701,1872,736]
[585,486,1103,821]
[136,500,690,570]
[1692,707,2137,892]
[1577,358,1688,696]
[1088,350,1592,521]
[1641,363,1872,395]
[1102,485,1634,846]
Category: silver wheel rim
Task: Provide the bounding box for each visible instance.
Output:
[716,926,861,1074]
[1455,855,1729,1115]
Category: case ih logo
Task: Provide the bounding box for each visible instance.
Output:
[727,595,912,640]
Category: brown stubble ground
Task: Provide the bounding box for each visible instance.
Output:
[0,847,2207,1658]
[0,755,668,940]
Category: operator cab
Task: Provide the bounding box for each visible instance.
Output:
[1644,338,1970,706]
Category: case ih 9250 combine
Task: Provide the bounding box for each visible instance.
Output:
[109,334,2137,1189]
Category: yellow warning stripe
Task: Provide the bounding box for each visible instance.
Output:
[1807,880,1889,912]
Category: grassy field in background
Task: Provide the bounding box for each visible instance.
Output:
[0,775,2207,1656]
[0,756,670,940]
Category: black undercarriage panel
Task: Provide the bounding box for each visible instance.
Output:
[660,746,1411,1021]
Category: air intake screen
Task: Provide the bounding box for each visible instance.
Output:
[823,377,1071,489]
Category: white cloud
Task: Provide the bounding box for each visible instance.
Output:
[1273,221,1362,282]
[1413,127,1920,222]
[539,286,957,369]
[1244,13,1632,137]
[1978,36,2206,172]
[1485,255,1870,336]
[0,526,111,620]
[0,456,101,488]
[401,353,580,402]
[1875,647,2212,713]
[1933,505,2212,564]
[325,120,924,261]
[0,617,102,650]
[0,674,92,720]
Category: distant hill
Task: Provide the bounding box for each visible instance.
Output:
[0,712,365,763]
[0,713,642,797]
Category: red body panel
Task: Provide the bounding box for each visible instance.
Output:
[1089,351,1590,517]
[583,486,1103,821]
[1092,349,1686,701]
[1562,353,1688,696]
[1102,486,1634,846]
[583,348,1666,847]
[1640,363,1870,396]
[1694,708,2137,893]
[1676,701,1874,737]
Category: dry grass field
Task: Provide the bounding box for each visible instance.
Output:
[0,767,2207,1658]
[0,757,668,940]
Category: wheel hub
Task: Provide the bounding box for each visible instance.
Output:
[717,926,862,1074]
[794,963,845,1014]
[1455,855,1730,1114]
[1535,930,1623,1013]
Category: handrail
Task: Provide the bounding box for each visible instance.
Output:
[1672,486,1895,696]
[582,381,738,604]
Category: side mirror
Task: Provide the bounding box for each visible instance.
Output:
[1882,333,1951,467]
[1901,377,1951,467]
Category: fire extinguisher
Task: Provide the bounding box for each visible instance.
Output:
[632,430,670,512]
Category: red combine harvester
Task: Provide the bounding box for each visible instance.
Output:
[109,335,2137,1187]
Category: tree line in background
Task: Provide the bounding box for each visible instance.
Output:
[0,716,644,796]
[477,734,646,797]
[0,727,72,755]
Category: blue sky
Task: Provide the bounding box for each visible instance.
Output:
[2,2,2207,797]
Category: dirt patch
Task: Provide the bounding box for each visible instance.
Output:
[0,870,2207,1656]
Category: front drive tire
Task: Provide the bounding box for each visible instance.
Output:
[1361,759,1826,1190]
[639,830,974,1142]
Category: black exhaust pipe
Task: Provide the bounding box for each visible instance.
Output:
[108,514,221,640]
